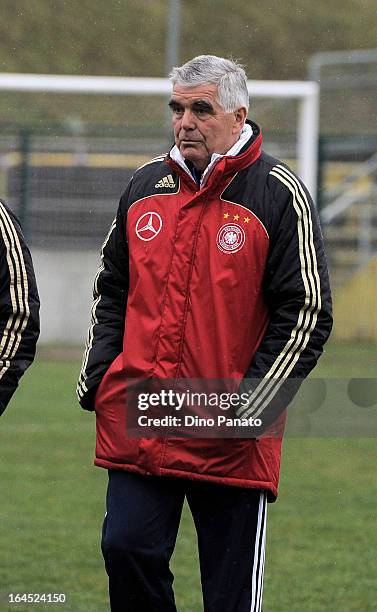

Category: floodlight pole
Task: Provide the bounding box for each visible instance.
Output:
[165,0,181,76]
[164,0,181,137]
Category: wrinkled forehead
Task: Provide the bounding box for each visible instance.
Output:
[171,83,222,107]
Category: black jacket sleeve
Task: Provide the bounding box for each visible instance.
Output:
[237,164,333,430]
[76,189,130,411]
[0,200,40,416]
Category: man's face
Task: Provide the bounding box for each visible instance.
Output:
[169,83,246,171]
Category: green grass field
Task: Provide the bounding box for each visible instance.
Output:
[0,342,376,611]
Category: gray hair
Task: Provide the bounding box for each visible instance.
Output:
[169,55,250,112]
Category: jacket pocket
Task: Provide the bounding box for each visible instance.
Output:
[94,353,124,413]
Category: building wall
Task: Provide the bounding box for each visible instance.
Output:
[33,249,99,344]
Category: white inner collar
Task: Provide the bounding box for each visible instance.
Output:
[170,123,253,187]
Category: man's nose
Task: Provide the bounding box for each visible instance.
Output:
[180,108,196,130]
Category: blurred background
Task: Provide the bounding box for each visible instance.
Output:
[0,2,376,611]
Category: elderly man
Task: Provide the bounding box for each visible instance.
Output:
[77,55,332,611]
[0,199,39,415]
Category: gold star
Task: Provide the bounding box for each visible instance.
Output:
[223,212,230,219]
[233,214,240,221]
[244,216,251,223]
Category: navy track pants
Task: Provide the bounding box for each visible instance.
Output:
[101,470,267,612]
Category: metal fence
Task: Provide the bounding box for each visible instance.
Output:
[1,124,376,287]
[0,124,298,249]
[0,126,169,247]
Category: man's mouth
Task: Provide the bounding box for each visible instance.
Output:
[181,139,202,145]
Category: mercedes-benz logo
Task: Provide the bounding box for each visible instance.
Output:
[135,212,163,242]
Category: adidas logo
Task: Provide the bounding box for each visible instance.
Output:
[155,174,175,189]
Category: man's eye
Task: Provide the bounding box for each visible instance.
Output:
[171,106,183,116]
[194,106,212,118]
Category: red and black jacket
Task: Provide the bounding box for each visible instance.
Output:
[77,122,332,500]
[0,200,40,416]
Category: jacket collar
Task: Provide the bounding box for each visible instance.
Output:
[167,120,262,189]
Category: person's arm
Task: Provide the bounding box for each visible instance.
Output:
[77,188,130,411]
[0,200,40,416]
[237,164,333,430]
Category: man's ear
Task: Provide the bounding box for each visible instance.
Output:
[232,107,247,133]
